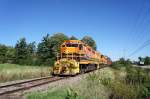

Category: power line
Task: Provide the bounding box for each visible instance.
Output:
[127,2,147,56]
[128,2,150,58]
[129,39,150,57]
[129,1,146,42]
[133,7,150,43]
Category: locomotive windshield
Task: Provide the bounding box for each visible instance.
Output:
[62,42,79,47]
[66,43,78,47]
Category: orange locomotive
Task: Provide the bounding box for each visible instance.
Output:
[52,40,112,76]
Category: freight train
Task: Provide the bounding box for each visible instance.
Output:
[52,40,112,76]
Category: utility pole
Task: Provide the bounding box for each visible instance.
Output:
[123,48,126,60]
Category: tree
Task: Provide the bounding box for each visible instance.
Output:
[49,33,68,56]
[144,56,150,65]
[0,44,15,64]
[6,46,15,63]
[126,59,132,65]
[37,34,51,65]
[119,58,126,64]
[69,36,78,40]
[138,57,144,62]
[26,42,36,65]
[27,42,36,54]
[15,38,28,64]
[116,58,131,65]
[81,36,97,50]
[37,33,68,65]
[0,44,8,63]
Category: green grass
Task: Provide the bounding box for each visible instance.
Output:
[26,66,150,99]
[0,64,51,83]
[27,89,67,99]
[27,88,82,99]
[27,67,150,99]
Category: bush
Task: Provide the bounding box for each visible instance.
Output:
[109,81,140,99]
[125,67,150,98]
[65,88,78,99]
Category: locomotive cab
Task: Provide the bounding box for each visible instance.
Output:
[61,40,83,55]
[61,43,79,54]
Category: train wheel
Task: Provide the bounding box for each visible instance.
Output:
[79,64,86,74]
[80,69,84,74]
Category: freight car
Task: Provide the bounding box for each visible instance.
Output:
[52,40,112,76]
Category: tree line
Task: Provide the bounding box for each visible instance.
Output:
[112,57,150,67]
[0,33,97,66]
[138,56,150,65]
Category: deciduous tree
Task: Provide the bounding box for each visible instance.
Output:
[69,36,78,40]
[0,44,8,63]
[37,33,68,65]
[81,36,97,50]
[15,38,28,64]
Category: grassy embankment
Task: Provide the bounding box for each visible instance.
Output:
[26,67,115,99]
[0,64,51,83]
[26,65,150,99]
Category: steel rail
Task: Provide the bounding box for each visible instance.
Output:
[0,76,53,88]
[0,76,64,95]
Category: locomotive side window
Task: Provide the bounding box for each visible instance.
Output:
[66,44,71,47]
[72,44,78,47]
[92,51,95,54]
[62,45,65,47]
[79,44,83,50]
[88,48,91,51]
[66,44,78,47]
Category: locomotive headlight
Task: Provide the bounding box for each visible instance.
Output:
[66,50,69,54]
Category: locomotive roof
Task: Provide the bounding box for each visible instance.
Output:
[63,40,90,47]
[62,40,101,53]
[64,40,83,44]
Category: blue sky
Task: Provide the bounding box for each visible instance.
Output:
[0,0,150,61]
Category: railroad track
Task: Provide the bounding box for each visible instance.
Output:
[0,76,64,96]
